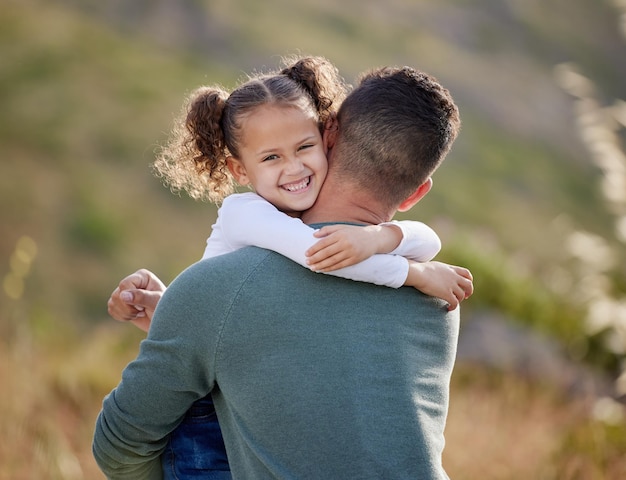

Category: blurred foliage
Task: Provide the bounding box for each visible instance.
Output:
[553,418,626,479]
[440,233,623,374]
[1,0,626,477]
[445,364,626,479]
[1,0,624,381]
[2,0,624,329]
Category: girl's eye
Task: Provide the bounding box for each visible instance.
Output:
[298,144,314,151]
[263,154,279,162]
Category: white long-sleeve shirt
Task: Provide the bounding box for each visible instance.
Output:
[202,192,441,289]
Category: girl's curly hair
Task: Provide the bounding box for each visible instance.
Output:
[152,55,348,204]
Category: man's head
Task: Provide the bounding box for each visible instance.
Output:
[328,66,460,212]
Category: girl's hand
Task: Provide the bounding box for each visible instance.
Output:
[305,224,403,272]
[406,261,474,311]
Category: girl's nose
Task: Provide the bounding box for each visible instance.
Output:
[284,156,304,175]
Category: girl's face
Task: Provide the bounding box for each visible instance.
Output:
[227,105,328,217]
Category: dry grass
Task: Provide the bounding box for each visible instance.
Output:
[0,326,624,480]
[0,324,141,480]
[445,366,626,480]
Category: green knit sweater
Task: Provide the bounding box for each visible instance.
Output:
[93,246,459,479]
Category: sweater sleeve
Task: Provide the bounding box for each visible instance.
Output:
[202,192,409,288]
[383,220,442,262]
[93,262,226,479]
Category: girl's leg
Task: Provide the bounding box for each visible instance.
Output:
[161,395,231,479]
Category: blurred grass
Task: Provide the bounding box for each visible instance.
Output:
[1,329,624,479]
[2,0,622,329]
[1,0,625,477]
[0,322,143,480]
[445,365,626,480]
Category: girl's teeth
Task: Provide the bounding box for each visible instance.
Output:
[284,178,309,192]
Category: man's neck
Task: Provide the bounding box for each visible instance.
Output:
[301,178,393,226]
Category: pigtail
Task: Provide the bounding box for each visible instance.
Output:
[186,87,229,176]
[153,86,236,203]
[281,56,348,125]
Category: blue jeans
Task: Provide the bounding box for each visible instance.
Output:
[161,395,231,479]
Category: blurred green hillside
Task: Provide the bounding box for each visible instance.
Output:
[2,0,626,478]
[2,0,624,350]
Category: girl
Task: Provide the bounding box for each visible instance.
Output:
[115,55,472,479]
[149,55,470,309]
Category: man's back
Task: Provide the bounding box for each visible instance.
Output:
[180,246,459,478]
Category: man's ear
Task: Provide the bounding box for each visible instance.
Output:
[226,157,250,185]
[322,114,339,153]
[397,177,433,212]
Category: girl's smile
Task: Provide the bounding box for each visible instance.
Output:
[281,176,312,192]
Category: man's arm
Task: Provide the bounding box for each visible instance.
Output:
[94,261,226,478]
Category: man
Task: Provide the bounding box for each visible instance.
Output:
[94,66,464,479]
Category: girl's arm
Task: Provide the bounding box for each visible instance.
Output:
[203,192,410,288]
[206,192,473,308]
[304,220,440,272]
[383,220,441,261]
[307,221,474,310]
[306,221,473,310]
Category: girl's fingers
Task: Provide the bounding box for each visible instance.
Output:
[307,244,345,264]
[312,225,342,238]
[309,252,353,272]
[306,233,345,257]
